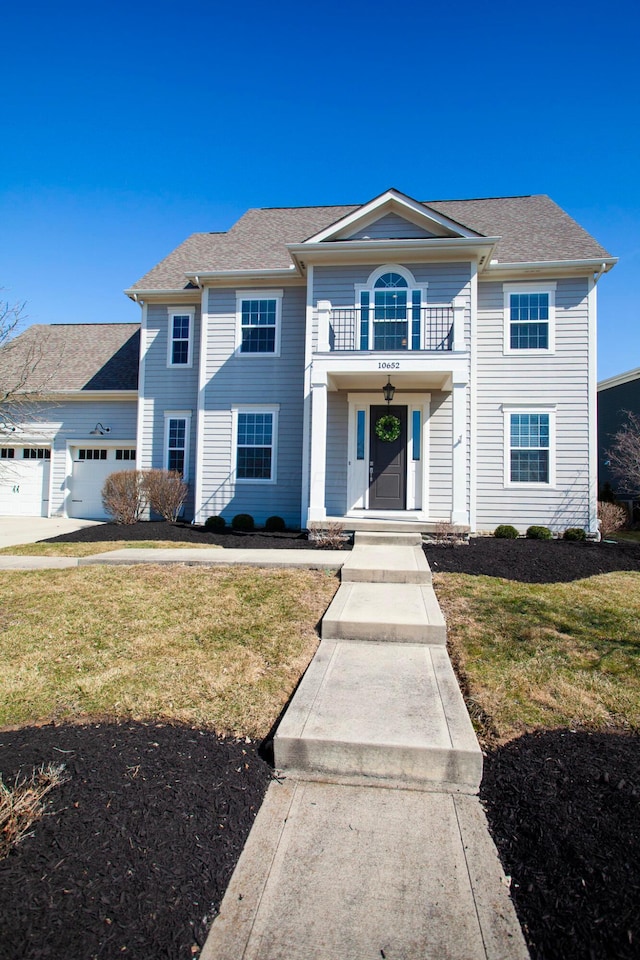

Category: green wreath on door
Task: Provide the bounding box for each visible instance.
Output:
[375,414,401,443]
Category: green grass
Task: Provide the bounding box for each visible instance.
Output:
[0,565,338,737]
[434,571,640,741]
[0,541,222,557]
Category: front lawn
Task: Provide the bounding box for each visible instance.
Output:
[435,570,640,741]
[0,565,338,735]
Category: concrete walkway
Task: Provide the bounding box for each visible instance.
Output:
[0,516,104,549]
[0,529,528,956]
[202,532,529,959]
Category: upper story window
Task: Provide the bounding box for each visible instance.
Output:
[236,290,283,356]
[503,283,556,354]
[167,307,195,367]
[357,266,424,351]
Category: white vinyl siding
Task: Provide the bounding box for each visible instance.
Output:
[475,277,590,532]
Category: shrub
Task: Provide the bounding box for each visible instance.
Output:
[598,500,628,536]
[231,513,255,532]
[141,469,188,523]
[564,527,587,541]
[526,525,552,540]
[308,521,346,549]
[264,515,286,532]
[494,524,519,539]
[204,515,226,531]
[102,470,146,524]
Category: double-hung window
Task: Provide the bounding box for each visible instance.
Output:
[357,268,424,351]
[503,283,556,354]
[167,307,194,367]
[503,406,556,486]
[164,412,191,479]
[234,407,278,482]
[236,290,282,355]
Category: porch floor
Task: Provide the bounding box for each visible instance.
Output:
[322,515,470,536]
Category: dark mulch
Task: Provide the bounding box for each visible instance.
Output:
[482,730,640,960]
[0,723,271,960]
[425,535,640,583]
[40,520,352,550]
[4,525,639,959]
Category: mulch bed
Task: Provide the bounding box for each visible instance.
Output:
[2,525,639,959]
[425,534,640,583]
[0,723,272,960]
[41,520,352,550]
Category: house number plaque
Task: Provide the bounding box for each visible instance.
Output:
[378,361,400,369]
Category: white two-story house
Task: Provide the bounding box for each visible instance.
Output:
[0,189,616,533]
[126,188,615,535]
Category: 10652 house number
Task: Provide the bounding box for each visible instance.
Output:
[378,361,400,369]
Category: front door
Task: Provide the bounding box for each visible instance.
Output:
[369,405,407,510]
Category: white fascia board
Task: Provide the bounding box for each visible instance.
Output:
[125,288,202,302]
[287,237,499,269]
[184,268,303,285]
[39,390,138,401]
[482,257,618,280]
[598,366,640,391]
[306,189,482,242]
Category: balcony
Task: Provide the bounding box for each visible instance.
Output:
[315,300,465,354]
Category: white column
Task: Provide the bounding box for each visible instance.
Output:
[316,300,331,353]
[307,372,328,524]
[451,378,469,525]
[452,297,466,352]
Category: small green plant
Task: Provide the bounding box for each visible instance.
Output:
[526,525,552,540]
[204,515,226,531]
[494,524,519,539]
[264,515,286,532]
[231,513,255,532]
[564,527,587,541]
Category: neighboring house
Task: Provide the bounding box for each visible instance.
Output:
[0,324,139,518]
[598,366,640,505]
[0,189,617,534]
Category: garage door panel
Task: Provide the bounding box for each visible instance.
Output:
[0,448,51,517]
[69,446,136,520]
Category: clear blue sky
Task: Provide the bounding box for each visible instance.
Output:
[2,0,638,379]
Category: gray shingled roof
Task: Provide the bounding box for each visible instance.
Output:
[129,194,613,293]
[0,323,140,394]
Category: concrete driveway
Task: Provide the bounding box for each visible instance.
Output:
[0,517,104,549]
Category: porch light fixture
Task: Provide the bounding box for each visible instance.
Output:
[382,377,396,405]
[90,422,110,435]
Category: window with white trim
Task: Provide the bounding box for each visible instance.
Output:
[164,412,191,480]
[167,307,194,367]
[234,407,278,482]
[503,283,556,354]
[357,266,425,351]
[503,406,556,486]
[236,290,282,355]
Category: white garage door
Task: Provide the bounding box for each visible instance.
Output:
[69,446,136,520]
[0,447,51,517]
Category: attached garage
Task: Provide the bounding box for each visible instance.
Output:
[69,446,136,519]
[0,447,52,517]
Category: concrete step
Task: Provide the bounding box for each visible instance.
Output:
[274,640,482,791]
[322,582,446,644]
[340,544,431,584]
[353,530,423,547]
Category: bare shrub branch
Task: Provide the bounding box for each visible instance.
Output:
[102,470,147,524]
[607,410,640,496]
[0,763,69,859]
[141,469,188,522]
[598,500,628,536]
[308,521,347,549]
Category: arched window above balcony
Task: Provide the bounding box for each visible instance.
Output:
[357,265,424,351]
